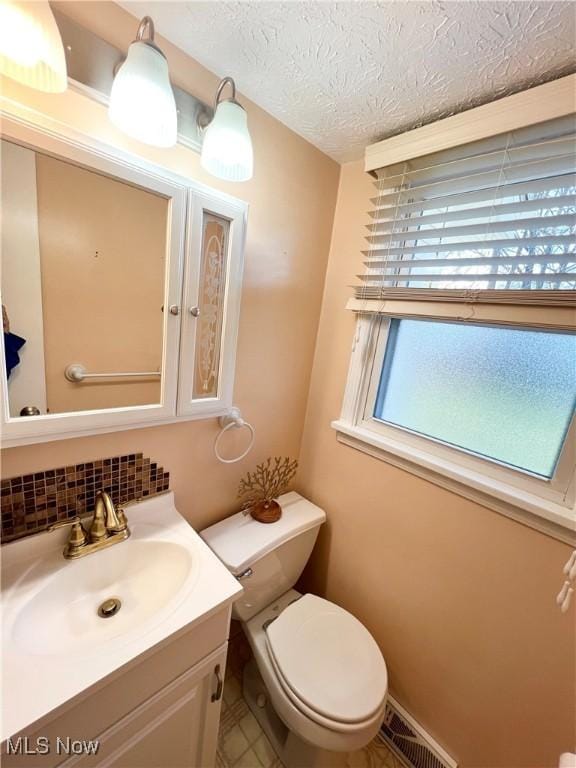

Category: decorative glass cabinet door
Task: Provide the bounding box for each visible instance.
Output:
[177,191,246,417]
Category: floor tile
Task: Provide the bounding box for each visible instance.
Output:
[239,710,262,745]
[367,737,399,767]
[224,676,243,706]
[253,733,278,768]
[228,696,250,722]
[384,753,408,768]
[347,747,373,768]
[239,748,266,768]
[220,704,239,737]
[221,724,250,764]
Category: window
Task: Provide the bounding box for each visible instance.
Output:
[373,319,576,479]
[336,111,576,536]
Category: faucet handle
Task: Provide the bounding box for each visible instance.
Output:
[48,517,88,552]
[68,520,89,550]
[48,516,81,532]
[114,506,128,532]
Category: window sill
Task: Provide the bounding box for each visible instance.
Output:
[331,419,576,545]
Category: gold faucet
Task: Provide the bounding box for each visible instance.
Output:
[49,491,130,559]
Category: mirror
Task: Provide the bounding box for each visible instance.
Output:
[1,139,169,417]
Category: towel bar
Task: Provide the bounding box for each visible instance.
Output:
[65,364,161,382]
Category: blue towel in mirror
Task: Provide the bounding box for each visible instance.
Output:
[4,332,26,378]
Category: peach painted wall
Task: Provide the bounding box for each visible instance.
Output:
[297,159,576,768]
[36,153,166,412]
[0,0,340,533]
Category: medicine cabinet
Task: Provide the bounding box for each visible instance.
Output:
[0,114,247,446]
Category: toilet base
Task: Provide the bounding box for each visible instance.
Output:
[243,658,348,768]
[243,658,287,758]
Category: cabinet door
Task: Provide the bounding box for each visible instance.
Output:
[177,191,247,418]
[0,115,187,447]
[60,645,227,768]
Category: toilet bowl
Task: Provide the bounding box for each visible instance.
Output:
[244,589,387,754]
[201,492,388,767]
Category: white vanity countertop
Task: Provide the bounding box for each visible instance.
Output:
[1,492,242,742]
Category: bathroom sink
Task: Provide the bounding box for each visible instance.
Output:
[11,539,194,656]
[1,491,242,742]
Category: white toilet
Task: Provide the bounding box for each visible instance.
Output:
[201,491,388,768]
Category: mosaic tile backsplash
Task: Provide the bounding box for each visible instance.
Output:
[1,453,170,543]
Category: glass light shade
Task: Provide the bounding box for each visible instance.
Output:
[108,41,177,148]
[201,100,254,182]
[0,0,67,92]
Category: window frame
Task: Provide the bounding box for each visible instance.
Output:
[333,313,576,540]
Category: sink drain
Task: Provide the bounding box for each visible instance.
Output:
[98,597,121,619]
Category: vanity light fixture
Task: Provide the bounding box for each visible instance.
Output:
[108,16,177,148]
[200,77,254,182]
[0,0,67,92]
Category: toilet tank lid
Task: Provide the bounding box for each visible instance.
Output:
[200,492,326,575]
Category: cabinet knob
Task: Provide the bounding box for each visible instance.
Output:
[189,306,200,317]
[20,405,41,416]
[169,305,180,316]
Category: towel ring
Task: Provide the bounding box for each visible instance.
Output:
[214,407,255,464]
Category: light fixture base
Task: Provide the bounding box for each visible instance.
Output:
[52,9,213,152]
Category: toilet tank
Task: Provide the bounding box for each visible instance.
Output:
[200,492,326,621]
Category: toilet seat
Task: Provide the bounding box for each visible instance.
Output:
[265,594,387,731]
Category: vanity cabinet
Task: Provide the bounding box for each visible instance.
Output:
[65,646,227,768]
[1,607,231,768]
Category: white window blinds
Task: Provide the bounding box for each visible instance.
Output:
[357,114,576,303]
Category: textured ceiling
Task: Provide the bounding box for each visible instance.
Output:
[119,1,576,162]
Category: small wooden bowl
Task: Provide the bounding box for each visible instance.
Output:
[249,500,282,524]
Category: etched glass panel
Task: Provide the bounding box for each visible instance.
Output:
[192,213,229,398]
[374,319,576,478]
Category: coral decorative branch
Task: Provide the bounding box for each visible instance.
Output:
[238,456,298,522]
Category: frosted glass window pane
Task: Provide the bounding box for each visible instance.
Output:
[374,320,576,477]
